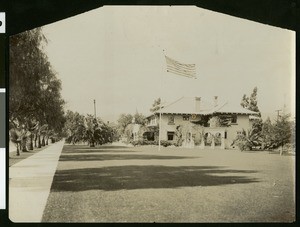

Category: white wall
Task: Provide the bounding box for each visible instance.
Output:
[156,113,251,147]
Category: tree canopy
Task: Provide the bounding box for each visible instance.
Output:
[150,98,162,113]
[240,87,260,115]
[63,111,116,146]
[9,28,66,154]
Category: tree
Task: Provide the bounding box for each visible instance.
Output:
[273,114,293,155]
[10,28,49,123]
[116,112,146,141]
[240,94,249,109]
[236,87,263,150]
[150,98,162,112]
[84,115,100,147]
[9,28,65,153]
[261,117,276,149]
[133,112,146,125]
[63,110,86,144]
[240,87,260,115]
[117,114,133,135]
[107,122,121,142]
[261,114,294,154]
[63,111,116,147]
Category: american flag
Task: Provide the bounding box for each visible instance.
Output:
[165,55,196,79]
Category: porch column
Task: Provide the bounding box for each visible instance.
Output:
[200,136,205,149]
[211,137,215,149]
[221,137,225,149]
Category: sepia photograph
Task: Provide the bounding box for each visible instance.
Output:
[8,6,295,223]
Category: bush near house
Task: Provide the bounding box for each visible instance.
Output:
[143,140,159,146]
[160,140,176,147]
[131,140,159,146]
[233,114,295,154]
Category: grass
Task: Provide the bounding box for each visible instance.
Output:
[42,144,295,222]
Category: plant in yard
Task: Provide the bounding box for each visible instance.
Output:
[261,114,294,155]
[160,140,175,147]
[236,86,263,150]
[174,126,183,146]
[233,127,263,151]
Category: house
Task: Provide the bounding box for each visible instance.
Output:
[123,117,148,143]
[146,96,259,149]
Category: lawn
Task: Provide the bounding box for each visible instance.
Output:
[42,144,295,222]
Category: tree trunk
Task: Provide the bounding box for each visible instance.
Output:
[34,134,37,148]
[21,138,28,152]
[16,143,20,156]
[29,134,34,150]
[280,142,284,156]
[38,135,41,148]
[90,139,95,147]
[42,136,45,146]
[45,136,48,145]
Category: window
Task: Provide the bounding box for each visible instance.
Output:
[168,115,175,124]
[167,131,175,141]
[183,115,190,121]
[231,115,237,124]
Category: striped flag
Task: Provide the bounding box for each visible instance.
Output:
[165,55,196,78]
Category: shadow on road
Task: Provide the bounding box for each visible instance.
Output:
[50,165,259,192]
[58,153,197,161]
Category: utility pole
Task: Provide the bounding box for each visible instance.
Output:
[94,99,97,119]
[275,109,282,119]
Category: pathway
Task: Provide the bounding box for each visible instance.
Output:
[9,140,65,222]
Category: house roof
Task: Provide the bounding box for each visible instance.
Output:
[210,101,260,115]
[149,96,259,116]
[158,97,213,114]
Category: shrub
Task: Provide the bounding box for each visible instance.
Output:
[143,140,158,146]
[131,139,159,146]
[131,140,143,146]
[233,129,262,151]
[160,140,175,147]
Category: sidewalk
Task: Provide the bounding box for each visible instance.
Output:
[9,139,65,222]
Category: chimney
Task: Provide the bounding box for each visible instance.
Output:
[195,97,201,112]
[214,96,218,107]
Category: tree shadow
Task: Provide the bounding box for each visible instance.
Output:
[62,145,139,154]
[65,145,130,150]
[65,149,140,154]
[50,165,259,192]
[58,154,197,162]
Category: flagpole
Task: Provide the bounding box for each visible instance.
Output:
[158,52,196,150]
[158,49,166,151]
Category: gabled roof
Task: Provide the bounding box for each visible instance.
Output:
[150,96,259,116]
[159,97,213,114]
[211,102,260,115]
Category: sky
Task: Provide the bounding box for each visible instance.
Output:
[42,6,295,122]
